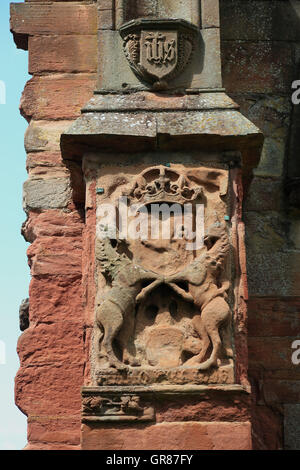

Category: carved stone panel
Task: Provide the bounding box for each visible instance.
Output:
[92,159,236,386]
[120,19,197,90]
[82,389,155,423]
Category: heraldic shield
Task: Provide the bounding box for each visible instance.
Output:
[120,19,198,90]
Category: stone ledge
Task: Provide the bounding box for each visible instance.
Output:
[82,384,249,395]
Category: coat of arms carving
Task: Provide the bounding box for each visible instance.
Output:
[120,19,198,90]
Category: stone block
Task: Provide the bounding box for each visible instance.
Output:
[231,94,290,178]
[248,297,300,338]
[202,0,220,28]
[23,177,71,210]
[221,0,300,42]
[23,209,83,243]
[248,337,298,371]
[245,178,283,212]
[15,363,84,417]
[26,152,64,169]
[28,416,80,447]
[10,3,97,36]
[27,236,82,276]
[263,380,300,405]
[17,322,83,367]
[29,35,97,74]
[247,251,300,297]
[245,211,287,254]
[29,275,83,324]
[20,74,96,121]
[97,27,222,92]
[82,421,252,450]
[98,8,114,30]
[25,121,71,153]
[284,405,300,450]
[222,41,294,95]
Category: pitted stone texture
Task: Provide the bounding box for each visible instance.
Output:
[29,35,97,74]
[247,251,300,297]
[222,41,294,95]
[23,178,71,210]
[284,405,300,450]
[27,236,82,276]
[10,3,97,36]
[20,74,96,121]
[82,421,252,450]
[221,0,300,42]
[25,120,71,153]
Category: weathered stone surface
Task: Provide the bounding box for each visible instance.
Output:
[25,120,71,153]
[247,251,300,297]
[10,3,97,36]
[263,380,300,405]
[15,363,84,417]
[27,236,82,276]
[251,404,283,450]
[245,212,287,254]
[23,178,71,210]
[28,417,81,447]
[248,297,300,338]
[97,26,222,92]
[222,41,294,95]
[28,276,83,324]
[230,95,291,178]
[244,178,283,212]
[29,35,97,74]
[93,164,235,378]
[202,0,220,29]
[248,337,299,371]
[18,322,83,366]
[82,421,252,450]
[83,92,238,112]
[26,152,64,170]
[98,7,114,30]
[20,74,96,121]
[23,209,83,243]
[284,404,300,450]
[121,0,201,27]
[220,0,300,42]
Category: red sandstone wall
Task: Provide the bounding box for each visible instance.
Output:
[10,0,300,450]
[11,0,98,450]
[220,0,300,450]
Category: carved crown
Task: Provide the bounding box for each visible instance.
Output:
[119,19,198,90]
[123,165,203,206]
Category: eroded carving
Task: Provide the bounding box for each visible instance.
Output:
[82,394,155,422]
[95,164,234,384]
[120,19,197,90]
[96,237,162,369]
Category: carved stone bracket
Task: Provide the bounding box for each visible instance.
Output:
[82,388,155,423]
[82,385,250,423]
[119,19,198,90]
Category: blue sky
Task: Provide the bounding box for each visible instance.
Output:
[0,0,30,449]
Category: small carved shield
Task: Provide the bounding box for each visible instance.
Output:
[140,30,178,81]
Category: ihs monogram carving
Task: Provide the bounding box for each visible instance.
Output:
[144,32,176,65]
[120,19,197,90]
